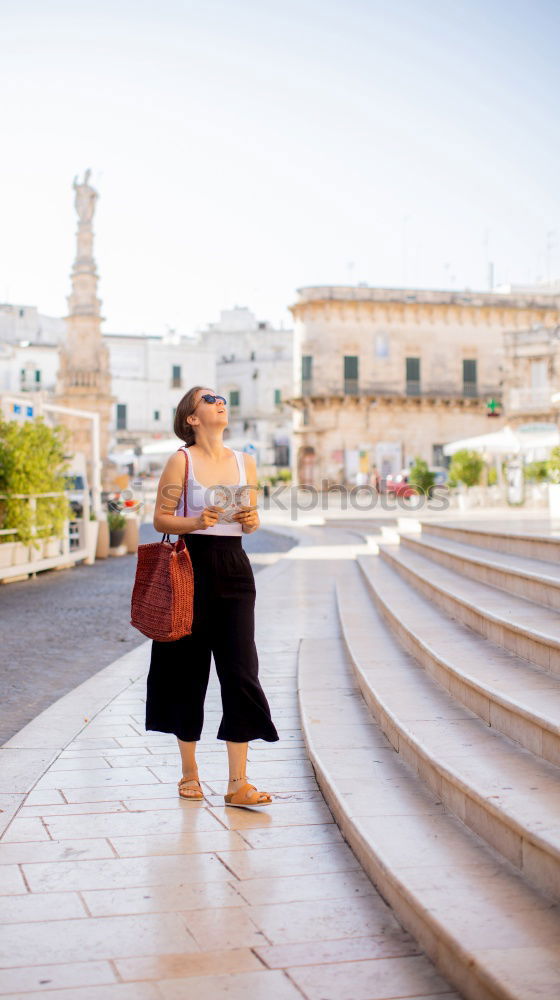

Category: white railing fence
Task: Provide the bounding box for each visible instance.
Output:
[0,490,93,581]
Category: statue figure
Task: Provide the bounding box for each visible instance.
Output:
[73,169,98,224]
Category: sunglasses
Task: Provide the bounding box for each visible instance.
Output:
[193,393,227,409]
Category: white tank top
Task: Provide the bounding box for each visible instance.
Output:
[175,446,247,536]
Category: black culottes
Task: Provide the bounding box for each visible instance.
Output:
[145,534,279,743]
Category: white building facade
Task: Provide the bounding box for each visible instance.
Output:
[105,332,215,445]
[0,303,293,473]
[201,307,293,469]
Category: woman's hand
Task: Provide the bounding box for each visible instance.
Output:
[195,506,221,530]
[233,506,260,533]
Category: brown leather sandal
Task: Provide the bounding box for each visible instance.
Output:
[178,775,204,800]
[224,781,272,808]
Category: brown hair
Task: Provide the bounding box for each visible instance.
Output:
[173,385,206,446]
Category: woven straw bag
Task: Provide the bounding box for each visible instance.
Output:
[130,449,194,641]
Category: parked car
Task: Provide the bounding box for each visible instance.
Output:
[382,471,418,498]
[383,465,449,497]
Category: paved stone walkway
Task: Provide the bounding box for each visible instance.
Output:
[0,525,458,999]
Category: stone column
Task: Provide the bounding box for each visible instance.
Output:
[55,170,117,497]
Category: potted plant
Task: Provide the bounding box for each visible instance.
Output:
[108,510,127,547]
[448,449,484,510]
[408,457,436,497]
[547,447,560,518]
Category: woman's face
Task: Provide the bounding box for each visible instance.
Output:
[190,388,228,433]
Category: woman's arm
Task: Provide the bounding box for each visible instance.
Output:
[153,452,219,534]
[234,453,260,534]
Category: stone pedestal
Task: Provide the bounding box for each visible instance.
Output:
[124,515,139,554]
[96,520,109,559]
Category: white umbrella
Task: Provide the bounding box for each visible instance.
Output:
[141,437,183,456]
[140,436,269,456]
[108,448,136,464]
[443,426,521,457]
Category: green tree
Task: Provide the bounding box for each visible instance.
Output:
[0,417,73,548]
[408,457,435,494]
[448,449,484,488]
[275,468,292,482]
[524,460,549,483]
[547,446,560,485]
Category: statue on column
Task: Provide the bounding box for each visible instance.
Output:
[73,169,98,223]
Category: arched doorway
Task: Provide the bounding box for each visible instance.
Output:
[297,445,316,486]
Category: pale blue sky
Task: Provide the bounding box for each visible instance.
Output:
[0,0,558,334]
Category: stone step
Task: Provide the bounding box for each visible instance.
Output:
[337,560,560,901]
[378,542,560,675]
[421,519,560,566]
[400,532,560,612]
[358,553,560,765]
[298,624,560,1000]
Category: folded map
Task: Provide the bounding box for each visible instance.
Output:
[210,485,255,523]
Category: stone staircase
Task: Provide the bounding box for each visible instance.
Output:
[298,519,560,1000]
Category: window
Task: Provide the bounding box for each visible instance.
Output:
[344,355,359,394]
[302,406,310,426]
[230,389,240,407]
[406,357,421,395]
[172,406,177,421]
[274,442,290,465]
[154,410,160,421]
[463,359,477,397]
[171,365,182,388]
[274,388,282,405]
[116,403,127,430]
[250,350,256,361]
[302,355,313,396]
[34,370,41,383]
[375,333,389,358]
[530,360,548,387]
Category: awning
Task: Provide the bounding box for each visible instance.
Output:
[443,424,560,458]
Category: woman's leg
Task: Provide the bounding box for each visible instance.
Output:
[178,738,198,777]
[226,739,248,794]
[212,543,277,803]
[212,588,279,744]
[226,739,272,803]
[145,634,212,741]
[145,541,213,743]
[178,738,202,798]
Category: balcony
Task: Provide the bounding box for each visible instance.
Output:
[507,386,557,413]
[292,382,495,403]
[463,382,478,398]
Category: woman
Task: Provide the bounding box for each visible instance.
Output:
[146,385,279,807]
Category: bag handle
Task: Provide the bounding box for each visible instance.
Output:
[160,447,189,544]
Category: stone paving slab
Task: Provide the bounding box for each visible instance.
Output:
[0,525,459,999]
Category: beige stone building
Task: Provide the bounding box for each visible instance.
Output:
[288,285,560,486]
[503,323,560,428]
